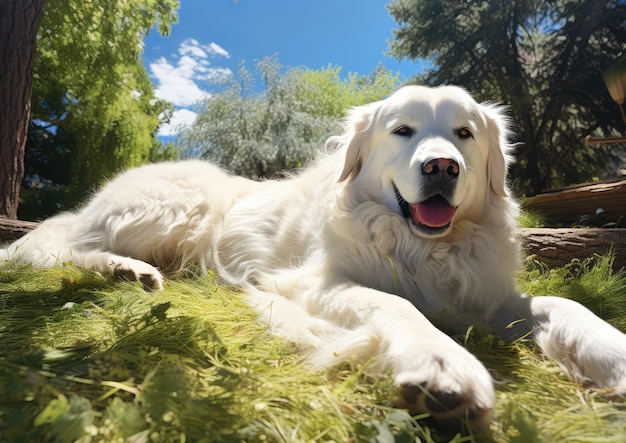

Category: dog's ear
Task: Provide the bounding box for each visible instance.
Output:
[481,103,514,198]
[332,102,378,182]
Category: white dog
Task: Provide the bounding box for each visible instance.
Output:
[3,85,626,433]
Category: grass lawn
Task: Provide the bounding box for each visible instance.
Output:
[1,254,626,442]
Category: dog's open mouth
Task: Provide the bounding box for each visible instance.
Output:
[392,183,456,233]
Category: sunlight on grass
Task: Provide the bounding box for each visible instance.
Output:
[516,209,545,228]
[1,254,625,442]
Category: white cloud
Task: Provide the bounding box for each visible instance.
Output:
[150,56,210,107]
[150,38,232,136]
[158,108,199,137]
[179,39,209,58]
[207,42,230,59]
[178,38,230,60]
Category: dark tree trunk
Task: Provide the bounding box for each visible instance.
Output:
[521,110,545,196]
[0,0,47,219]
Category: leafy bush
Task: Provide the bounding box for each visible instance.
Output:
[177,57,399,179]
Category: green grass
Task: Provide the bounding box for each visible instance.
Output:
[516,209,545,228]
[1,255,626,442]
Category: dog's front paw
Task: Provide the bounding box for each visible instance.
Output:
[392,345,494,434]
[530,296,626,396]
[558,336,626,397]
[111,258,164,291]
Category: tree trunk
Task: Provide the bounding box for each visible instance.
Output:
[0,0,47,219]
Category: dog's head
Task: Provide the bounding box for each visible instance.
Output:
[334,85,513,238]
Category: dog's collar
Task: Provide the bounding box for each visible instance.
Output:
[392,182,411,219]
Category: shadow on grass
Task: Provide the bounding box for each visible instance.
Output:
[0,266,250,442]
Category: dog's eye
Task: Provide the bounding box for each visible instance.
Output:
[456,127,473,139]
[393,125,415,137]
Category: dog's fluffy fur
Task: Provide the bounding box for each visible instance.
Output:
[4,85,626,432]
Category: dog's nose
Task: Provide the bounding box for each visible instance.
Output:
[422,158,459,179]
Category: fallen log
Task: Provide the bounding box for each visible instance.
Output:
[522,178,626,227]
[519,228,625,270]
[0,218,39,242]
[0,218,624,270]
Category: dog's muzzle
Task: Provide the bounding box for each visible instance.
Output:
[393,157,459,235]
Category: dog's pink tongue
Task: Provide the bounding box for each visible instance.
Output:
[409,199,456,228]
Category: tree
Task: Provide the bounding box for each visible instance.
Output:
[387,0,626,195]
[178,57,399,178]
[0,0,47,219]
[1,0,179,221]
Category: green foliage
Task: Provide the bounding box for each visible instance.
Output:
[296,63,401,119]
[22,0,180,219]
[516,210,545,228]
[1,254,626,442]
[387,0,626,195]
[178,57,399,178]
[518,251,626,329]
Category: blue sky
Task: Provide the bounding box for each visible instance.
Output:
[142,0,427,136]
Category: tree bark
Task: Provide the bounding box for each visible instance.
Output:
[522,178,626,227]
[520,228,626,270]
[0,218,38,242]
[0,0,48,219]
